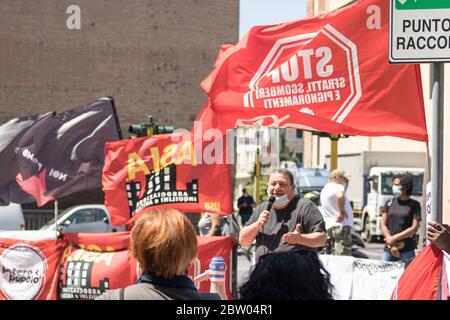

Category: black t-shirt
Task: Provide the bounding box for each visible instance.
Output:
[246,194,326,262]
[237,195,255,216]
[381,197,421,252]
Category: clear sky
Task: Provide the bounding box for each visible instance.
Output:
[239,0,307,38]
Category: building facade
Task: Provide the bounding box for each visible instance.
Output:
[284,128,305,165]
[0,0,238,214]
[0,0,238,133]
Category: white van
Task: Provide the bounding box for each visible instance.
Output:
[0,203,26,231]
[40,204,126,233]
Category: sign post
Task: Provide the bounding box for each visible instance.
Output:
[389,0,450,63]
[430,63,444,223]
[390,0,447,223]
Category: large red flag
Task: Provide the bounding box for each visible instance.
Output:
[58,232,138,300]
[391,244,443,300]
[102,132,232,226]
[58,233,235,300]
[200,0,427,142]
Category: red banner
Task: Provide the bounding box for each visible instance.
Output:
[0,232,235,300]
[200,0,427,142]
[190,236,235,300]
[102,132,232,226]
[58,232,138,300]
[0,235,67,300]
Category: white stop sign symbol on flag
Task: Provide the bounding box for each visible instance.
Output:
[244,24,362,124]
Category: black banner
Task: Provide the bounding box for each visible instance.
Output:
[0,97,121,206]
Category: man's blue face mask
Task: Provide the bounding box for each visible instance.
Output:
[392,185,402,197]
[274,194,290,207]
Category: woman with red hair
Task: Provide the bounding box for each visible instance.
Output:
[97,208,220,300]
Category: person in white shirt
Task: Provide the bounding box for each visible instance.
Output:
[320,169,353,256]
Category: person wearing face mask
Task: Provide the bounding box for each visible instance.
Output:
[319,169,354,256]
[380,175,421,267]
[239,168,326,263]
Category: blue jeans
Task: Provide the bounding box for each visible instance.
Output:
[382,249,416,268]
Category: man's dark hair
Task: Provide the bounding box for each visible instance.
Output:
[242,188,247,194]
[271,168,294,186]
[399,174,414,196]
[238,251,334,300]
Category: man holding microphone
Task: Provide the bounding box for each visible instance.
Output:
[239,168,326,263]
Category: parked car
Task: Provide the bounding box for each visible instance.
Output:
[292,167,330,198]
[40,204,126,233]
[0,203,26,231]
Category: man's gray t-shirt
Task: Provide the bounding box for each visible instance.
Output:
[245,194,326,262]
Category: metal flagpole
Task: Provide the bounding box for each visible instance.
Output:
[54,199,59,238]
[431,63,444,224]
[421,143,431,248]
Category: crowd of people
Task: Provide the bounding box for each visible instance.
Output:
[96,168,449,300]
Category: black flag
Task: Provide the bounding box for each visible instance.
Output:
[0,97,122,206]
[0,112,54,205]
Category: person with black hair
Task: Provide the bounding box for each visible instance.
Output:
[198,212,222,236]
[380,175,421,267]
[237,188,255,226]
[427,220,450,254]
[238,250,334,300]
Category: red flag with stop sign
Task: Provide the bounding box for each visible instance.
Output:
[200,0,428,142]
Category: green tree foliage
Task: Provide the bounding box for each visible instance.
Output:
[246,175,269,205]
[280,129,297,162]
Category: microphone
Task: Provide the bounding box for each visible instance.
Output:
[266,196,276,212]
[262,196,276,257]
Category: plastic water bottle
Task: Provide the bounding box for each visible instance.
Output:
[209,256,227,299]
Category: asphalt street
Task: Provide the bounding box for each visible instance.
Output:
[357,241,385,260]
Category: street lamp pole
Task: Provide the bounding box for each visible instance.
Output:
[329,133,340,171]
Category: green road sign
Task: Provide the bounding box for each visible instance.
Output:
[396,0,450,10]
